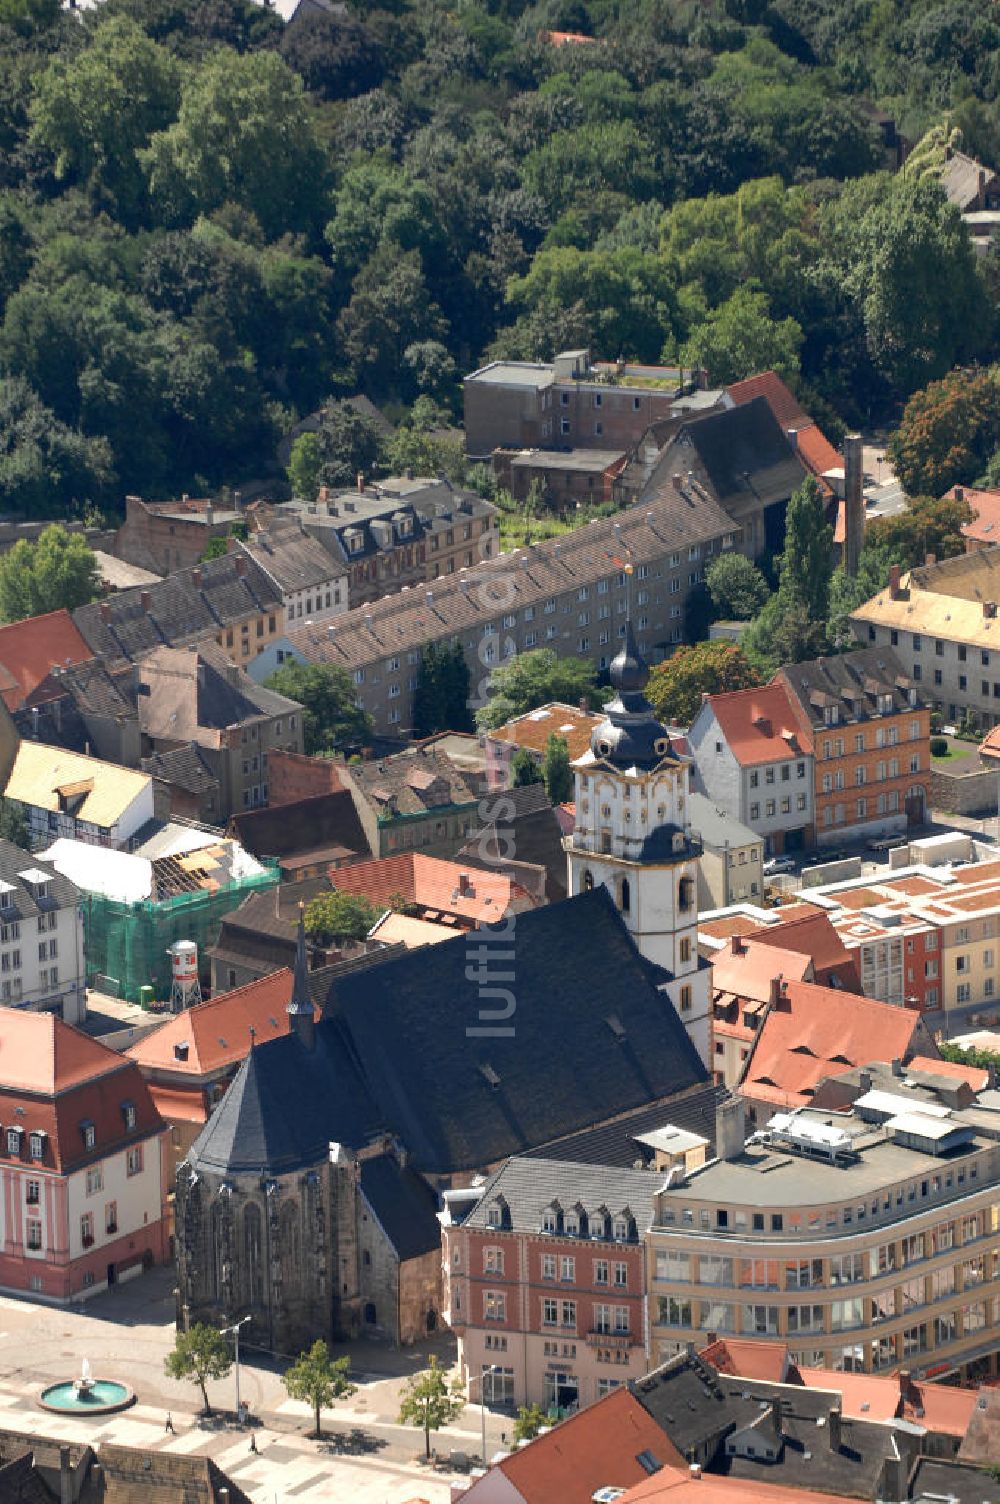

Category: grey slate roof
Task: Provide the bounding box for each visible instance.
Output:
[458,803,569,903]
[73,553,282,667]
[777,645,925,729]
[644,398,807,517]
[359,1152,442,1260]
[941,150,998,210]
[194,886,708,1179]
[138,641,299,740]
[347,746,479,818]
[239,519,343,595]
[0,838,78,918]
[331,885,707,1174]
[274,480,495,570]
[526,1080,725,1168]
[687,792,759,851]
[187,1024,384,1175]
[463,1155,660,1235]
[141,744,220,797]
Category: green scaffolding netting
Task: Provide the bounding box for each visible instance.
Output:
[82,862,279,1003]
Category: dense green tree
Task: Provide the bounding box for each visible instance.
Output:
[164,1324,231,1416]
[287,431,322,502]
[705,552,771,620]
[888,370,1000,497]
[0,524,100,623]
[476,649,599,732]
[29,18,180,223]
[510,745,542,787]
[398,1357,464,1462]
[778,477,833,622]
[263,661,372,756]
[283,1342,355,1440]
[279,10,382,102]
[0,798,28,847]
[541,732,573,803]
[647,642,761,725]
[0,376,112,517]
[310,402,383,492]
[305,890,384,944]
[141,49,328,237]
[413,640,473,737]
[513,1404,547,1443]
[865,493,973,570]
[680,286,803,385]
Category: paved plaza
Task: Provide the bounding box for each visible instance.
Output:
[0,1268,511,1501]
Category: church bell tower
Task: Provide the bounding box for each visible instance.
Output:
[565,621,710,1064]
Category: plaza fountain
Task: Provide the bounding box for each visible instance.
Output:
[40,1359,134,1415]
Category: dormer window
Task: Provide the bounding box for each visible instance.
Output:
[121,1102,136,1131]
[487,1203,502,1228]
[542,1208,558,1233]
[28,1132,44,1159]
[6,1127,21,1155]
[81,1121,95,1151]
[613,1216,628,1241]
[564,1211,579,1236]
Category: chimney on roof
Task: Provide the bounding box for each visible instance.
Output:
[859,1069,872,1094]
[715,1095,745,1161]
[786,427,798,450]
[730,934,745,957]
[182,493,189,505]
[318,487,329,503]
[888,563,902,600]
[898,1368,913,1400]
[844,433,864,578]
[891,1057,903,1076]
[192,569,203,590]
[770,1397,783,1440]
[140,590,151,611]
[234,555,246,578]
[234,489,242,511]
[925,553,936,567]
[672,474,684,493]
[458,871,472,896]
[955,486,965,503]
[828,1406,842,1453]
[99,602,112,624]
[984,601,997,620]
[206,501,214,527]
[357,472,365,494]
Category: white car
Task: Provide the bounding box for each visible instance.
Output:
[763,855,796,875]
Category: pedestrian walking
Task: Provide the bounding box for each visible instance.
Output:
[165,1413,174,1434]
[249,1432,257,1454]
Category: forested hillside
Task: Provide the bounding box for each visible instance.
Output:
[0,0,998,511]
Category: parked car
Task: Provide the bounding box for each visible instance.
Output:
[764,855,796,875]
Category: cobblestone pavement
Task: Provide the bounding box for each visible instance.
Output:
[0,1269,510,1502]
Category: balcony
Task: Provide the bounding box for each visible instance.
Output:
[586,1329,639,1348]
[82,1235,94,1248]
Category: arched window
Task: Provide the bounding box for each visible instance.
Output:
[583,870,594,892]
[210,1203,225,1300]
[620,877,631,914]
[243,1203,264,1308]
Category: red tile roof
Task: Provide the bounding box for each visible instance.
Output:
[331,851,532,924]
[703,683,812,765]
[621,1471,858,1504]
[907,1054,989,1092]
[794,1367,977,1436]
[794,423,843,484]
[749,910,862,990]
[489,702,603,762]
[0,1007,164,1173]
[727,372,809,431]
[699,1338,790,1381]
[493,1387,684,1503]
[127,970,312,1079]
[741,980,924,1108]
[945,485,1000,546]
[712,939,813,1001]
[0,609,93,711]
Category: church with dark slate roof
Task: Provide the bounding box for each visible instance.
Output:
[175,628,714,1354]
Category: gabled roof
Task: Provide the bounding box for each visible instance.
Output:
[775,646,923,729]
[746,910,862,990]
[334,886,707,1174]
[228,790,370,865]
[73,552,282,667]
[793,423,842,483]
[712,939,813,1001]
[359,1152,442,1260]
[0,1008,164,1172]
[947,484,1000,546]
[488,1387,683,1504]
[697,683,811,765]
[725,372,809,431]
[488,702,604,761]
[665,398,807,515]
[138,642,298,744]
[239,519,344,594]
[699,1338,790,1382]
[0,610,94,711]
[458,802,569,903]
[740,980,926,1109]
[465,1155,660,1235]
[941,149,998,210]
[6,741,151,828]
[346,747,478,817]
[331,850,531,923]
[126,969,320,1079]
[619,1469,860,1504]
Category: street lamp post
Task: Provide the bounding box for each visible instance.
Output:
[222,1316,251,1423]
[468,1364,499,1465]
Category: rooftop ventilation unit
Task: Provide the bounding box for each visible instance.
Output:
[766,1112,857,1164]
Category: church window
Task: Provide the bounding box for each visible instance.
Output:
[583,871,594,892]
[620,878,631,914]
[280,1201,301,1286]
[243,1204,264,1307]
[678,876,694,912]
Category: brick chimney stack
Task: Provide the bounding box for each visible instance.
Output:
[888,563,902,599]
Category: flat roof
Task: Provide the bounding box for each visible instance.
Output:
[466,361,554,388]
[511,449,627,472]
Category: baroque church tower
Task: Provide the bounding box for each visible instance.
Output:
[565,620,711,1063]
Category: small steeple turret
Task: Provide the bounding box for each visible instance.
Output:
[288,905,315,1051]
